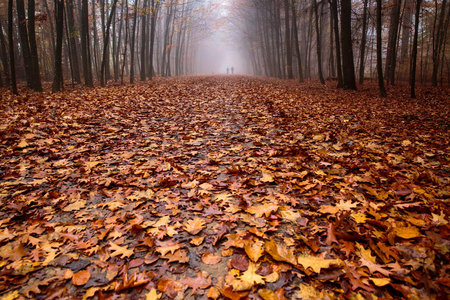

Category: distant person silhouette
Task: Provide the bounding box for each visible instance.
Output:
[226,66,229,74]
[231,67,234,74]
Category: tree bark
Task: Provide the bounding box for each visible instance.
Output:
[410,0,422,98]
[16,0,33,88]
[101,0,118,87]
[291,0,303,82]
[385,0,402,85]
[313,0,325,84]
[376,0,387,97]
[0,18,11,86]
[359,0,368,84]
[8,0,17,94]
[130,0,139,83]
[431,0,447,85]
[340,0,357,89]
[67,0,81,83]
[329,0,343,88]
[81,0,93,87]
[140,0,148,80]
[52,0,65,92]
[28,0,43,91]
[284,0,293,79]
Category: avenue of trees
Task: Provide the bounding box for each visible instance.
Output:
[0,0,219,93]
[0,0,449,97]
[230,0,449,96]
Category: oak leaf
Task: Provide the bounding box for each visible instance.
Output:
[145,288,161,300]
[109,241,134,258]
[246,203,278,218]
[244,240,264,262]
[239,261,265,285]
[394,226,421,239]
[155,240,183,256]
[183,217,206,235]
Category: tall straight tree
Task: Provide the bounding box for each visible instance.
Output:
[313,0,325,84]
[67,0,81,84]
[329,0,343,88]
[385,0,402,85]
[129,0,139,84]
[148,0,160,80]
[359,0,368,84]
[28,0,42,91]
[8,0,17,94]
[16,0,33,88]
[0,18,11,86]
[284,0,293,79]
[140,0,148,81]
[100,0,118,87]
[81,0,93,87]
[291,0,303,82]
[431,0,447,86]
[410,0,422,98]
[340,0,356,89]
[376,0,386,97]
[52,0,65,92]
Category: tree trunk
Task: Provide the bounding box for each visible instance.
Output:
[359,0,368,84]
[291,0,303,82]
[0,18,11,86]
[16,0,33,88]
[27,0,43,91]
[81,0,93,87]
[431,0,447,85]
[376,0,387,97]
[313,0,325,84]
[121,0,129,85]
[329,0,343,87]
[400,0,412,81]
[340,0,357,89]
[130,0,139,83]
[410,0,422,98]
[140,0,148,80]
[385,0,402,85]
[284,0,293,79]
[67,0,81,84]
[8,0,17,94]
[100,0,118,87]
[52,0,65,92]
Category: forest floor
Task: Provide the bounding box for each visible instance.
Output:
[0,76,449,300]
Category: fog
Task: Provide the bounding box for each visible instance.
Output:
[194,1,252,75]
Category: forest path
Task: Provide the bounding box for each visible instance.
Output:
[0,76,449,299]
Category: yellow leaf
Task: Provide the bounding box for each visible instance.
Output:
[259,289,278,300]
[239,261,264,285]
[232,279,254,292]
[109,241,134,258]
[370,277,391,286]
[335,199,358,211]
[294,284,322,299]
[394,226,421,239]
[244,240,264,262]
[85,161,101,168]
[356,242,376,264]
[431,212,448,226]
[0,290,19,300]
[279,208,301,223]
[63,200,86,212]
[318,205,340,214]
[145,288,161,300]
[297,255,343,273]
[264,272,279,283]
[206,287,220,299]
[82,287,101,300]
[351,212,367,224]
[313,134,325,141]
[402,140,412,146]
[260,173,274,183]
[190,236,205,246]
[17,140,29,148]
[246,203,278,218]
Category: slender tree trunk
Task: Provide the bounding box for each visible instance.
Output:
[8,0,17,94]
[92,1,100,79]
[16,0,33,88]
[340,0,357,89]
[431,0,447,85]
[400,0,412,81]
[140,0,148,80]
[410,0,422,98]
[385,0,402,85]
[130,0,139,83]
[67,0,81,83]
[28,0,43,91]
[284,0,293,79]
[0,18,11,86]
[329,0,343,87]
[101,0,118,87]
[121,0,129,85]
[359,0,368,84]
[52,0,65,92]
[292,0,303,82]
[81,0,93,87]
[313,0,325,84]
[376,0,387,97]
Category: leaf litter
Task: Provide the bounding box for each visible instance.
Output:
[0,76,449,299]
